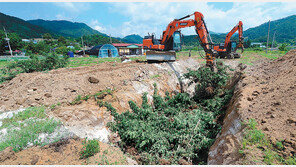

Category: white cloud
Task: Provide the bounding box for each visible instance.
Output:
[89,19,106,33]
[107,2,296,38]
[55,14,72,21]
[54,2,90,13]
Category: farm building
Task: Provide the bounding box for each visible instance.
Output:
[82,44,119,57]
[112,43,143,56]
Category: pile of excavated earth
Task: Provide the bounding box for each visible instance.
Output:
[0,50,295,165]
[208,50,296,164]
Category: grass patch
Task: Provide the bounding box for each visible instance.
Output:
[150,74,161,79]
[67,56,146,68]
[240,119,296,165]
[0,107,61,152]
[70,88,114,105]
[80,138,100,159]
[239,50,287,65]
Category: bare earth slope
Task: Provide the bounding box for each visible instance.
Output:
[208,50,296,164]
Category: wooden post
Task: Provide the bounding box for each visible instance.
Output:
[3,27,13,57]
[81,36,85,56]
[271,31,276,49]
[266,20,270,54]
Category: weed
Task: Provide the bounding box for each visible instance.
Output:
[80,138,100,159]
[150,74,161,79]
[275,141,284,150]
[241,118,295,165]
[70,95,82,105]
[0,107,60,152]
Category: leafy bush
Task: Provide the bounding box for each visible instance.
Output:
[106,62,234,164]
[184,61,230,102]
[80,138,100,159]
[278,43,288,51]
[103,63,234,164]
[0,53,68,83]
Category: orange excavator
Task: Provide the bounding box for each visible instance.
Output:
[213,21,244,59]
[143,11,217,68]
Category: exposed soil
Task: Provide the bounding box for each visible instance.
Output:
[1,51,294,165]
[242,50,296,158]
[208,50,296,164]
[0,58,201,112]
[0,137,130,165]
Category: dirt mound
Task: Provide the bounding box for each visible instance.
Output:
[0,137,130,165]
[208,50,296,164]
[0,59,200,112]
[245,50,296,157]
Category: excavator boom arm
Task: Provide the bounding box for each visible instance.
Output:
[224,21,243,48]
[161,12,213,53]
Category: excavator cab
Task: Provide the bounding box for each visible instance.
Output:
[173,31,182,51]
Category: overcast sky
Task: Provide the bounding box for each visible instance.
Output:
[0,2,295,38]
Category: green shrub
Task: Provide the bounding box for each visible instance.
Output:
[184,60,230,101]
[0,53,68,83]
[80,138,100,159]
[278,43,288,51]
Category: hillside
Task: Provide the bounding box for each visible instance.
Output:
[28,19,105,38]
[244,15,296,43]
[0,12,53,38]
[122,34,143,43]
[183,15,296,46]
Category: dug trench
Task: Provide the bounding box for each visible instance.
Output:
[0,50,295,165]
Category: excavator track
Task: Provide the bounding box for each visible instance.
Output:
[146,50,176,62]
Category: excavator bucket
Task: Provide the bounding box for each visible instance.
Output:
[145,50,176,62]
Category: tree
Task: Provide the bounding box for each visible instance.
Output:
[244,39,251,48]
[278,43,288,51]
[8,33,23,50]
[58,36,66,44]
[43,33,52,40]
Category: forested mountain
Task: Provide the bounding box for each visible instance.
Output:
[122,34,143,43]
[0,12,53,38]
[28,19,105,38]
[244,15,296,43]
[183,15,296,46]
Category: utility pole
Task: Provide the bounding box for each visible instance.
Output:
[266,20,270,54]
[3,27,13,57]
[271,31,276,49]
[81,36,85,56]
[109,34,112,43]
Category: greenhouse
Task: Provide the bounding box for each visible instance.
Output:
[84,44,119,58]
[98,44,119,58]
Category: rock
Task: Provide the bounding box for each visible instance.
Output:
[126,157,138,165]
[178,158,191,165]
[159,159,170,165]
[287,118,296,124]
[247,97,253,101]
[44,93,52,98]
[88,77,99,84]
[31,155,39,165]
[0,147,15,162]
[252,91,260,96]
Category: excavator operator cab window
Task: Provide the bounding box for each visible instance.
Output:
[230,41,237,51]
[173,31,182,51]
[219,43,225,49]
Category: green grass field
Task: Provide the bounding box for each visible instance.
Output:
[67,56,146,68]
